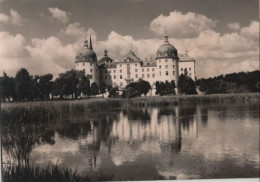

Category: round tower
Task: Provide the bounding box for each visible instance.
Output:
[75,35,99,85]
[156,33,179,88]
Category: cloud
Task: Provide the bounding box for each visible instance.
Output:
[48,7,70,24]
[227,22,240,31]
[0,9,25,26]
[0,13,9,23]
[150,11,217,39]
[1,18,259,79]
[60,22,85,38]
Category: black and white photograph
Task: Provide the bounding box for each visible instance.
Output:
[0,0,259,181]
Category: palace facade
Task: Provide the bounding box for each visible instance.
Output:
[75,34,196,90]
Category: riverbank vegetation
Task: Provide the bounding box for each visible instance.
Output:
[196,70,260,94]
[3,163,113,182]
[0,68,259,102]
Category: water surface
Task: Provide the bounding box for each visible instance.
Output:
[3,103,259,180]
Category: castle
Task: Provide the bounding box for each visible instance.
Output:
[75,34,195,93]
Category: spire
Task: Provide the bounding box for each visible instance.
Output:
[104,48,108,57]
[89,34,93,49]
[130,41,133,52]
[84,35,88,47]
[164,30,169,43]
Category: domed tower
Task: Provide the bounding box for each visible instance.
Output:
[98,48,114,86]
[156,33,179,87]
[75,35,99,85]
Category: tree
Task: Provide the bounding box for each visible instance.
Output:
[78,76,91,97]
[52,70,81,99]
[0,72,16,102]
[39,74,54,100]
[122,87,139,98]
[108,87,118,98]
[125,79,151,97]
[138,79,151,96]
[91,82,99,97]
[178,74,197,95]
[99,81,107,97]
[155,80,176,96]
[15,68,32,101]
[29,75,40,101]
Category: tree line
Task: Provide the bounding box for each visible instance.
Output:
[0,68,111,102]
[5,66,242,102]
[196,70,260,94]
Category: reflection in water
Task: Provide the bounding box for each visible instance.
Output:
[2,103,259,180]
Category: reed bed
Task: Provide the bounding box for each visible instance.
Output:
[2,93,259,118]
[2,164,113,182]
[127,93,260,107]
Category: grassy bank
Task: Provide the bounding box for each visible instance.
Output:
[127,93,260,107]
[2,164,113,182]
[2,93,259,118]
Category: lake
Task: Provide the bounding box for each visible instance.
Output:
[2,102,259,180]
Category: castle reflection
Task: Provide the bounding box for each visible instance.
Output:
[74,105,199,169]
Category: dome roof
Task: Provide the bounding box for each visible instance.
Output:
[99,49,114,65]
[76,47,97,63]
[156,34,178,59]
[75,36,97,63]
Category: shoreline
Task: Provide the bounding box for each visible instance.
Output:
[1,93,259,115]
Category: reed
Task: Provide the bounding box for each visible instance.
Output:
[2,164,113,182]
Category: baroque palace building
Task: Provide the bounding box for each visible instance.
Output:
[75,34,196,91]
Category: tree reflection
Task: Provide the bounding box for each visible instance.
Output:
[178,105,196,131]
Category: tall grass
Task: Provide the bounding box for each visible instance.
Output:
[2,164,113,182]
[127,93,260,107]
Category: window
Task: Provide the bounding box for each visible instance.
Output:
[89,75,93,79]
[142,68,144,72]
[142,74,145,78]
[173,71,175,75]
[152,68,154,71]
[147,68,149,71]
[105,70,107,73]
[113,70,116,73]
[159,71,161,76]
[83,63,85,66]
[135,69,138,72]
[181,68,183,71]
[159,60,161,63]
[120,69,122,73]
[147,74,150,78]
[165,65,168,69]
[90,69,93,73]
[136,74,138,78]
[120,75,122,79]
[114,75,116,79]
[152,74,155,77]
[109,70,111,73]
[83,69,85,73]
[90,63,92,66]
[159,66,161,69]
[189,73,191,77]
[135,64,137,66]
[77,63,78,66]
[165,59,168,62]
[120,82,123,86]
[120,64,122,67]
[105,76,107,80]
[166,71,168,76]
[173,65,175,68]
[189,68,191,71]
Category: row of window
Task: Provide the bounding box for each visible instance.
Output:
[181,68,192,71]
[77,63,93,67]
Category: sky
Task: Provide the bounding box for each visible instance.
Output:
[0,0,259,78]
